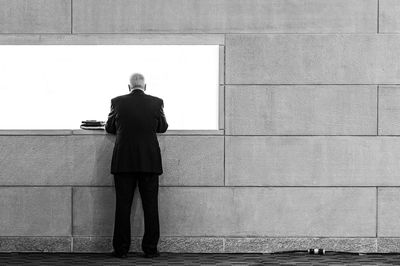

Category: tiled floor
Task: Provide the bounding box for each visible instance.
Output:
[1,252,400,265]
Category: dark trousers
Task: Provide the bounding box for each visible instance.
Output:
[112,173,160,254]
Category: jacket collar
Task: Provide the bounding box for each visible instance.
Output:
[130,89,145,95]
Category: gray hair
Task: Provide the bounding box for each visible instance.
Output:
[129,73,145,89]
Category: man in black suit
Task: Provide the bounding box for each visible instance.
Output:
[105,73,168,258]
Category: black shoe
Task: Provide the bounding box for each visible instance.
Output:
[111,251,128,258]
[142,252,160,258]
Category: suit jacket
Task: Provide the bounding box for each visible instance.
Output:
[105,89,168,175]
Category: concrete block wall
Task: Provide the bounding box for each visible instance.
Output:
[1,0,400,253]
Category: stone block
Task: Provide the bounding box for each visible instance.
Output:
[0,237,71,252]
[219,86,225,129]
[73,0,376,33]
[73,187,233,236]
[0,136,72,185]
[379,0,400,33]
[0,34,225,45]
[74,187,374,237]
[226,34,400,84]
[70,135,114,186]
[378,86,400,135]
[158,136,224,186]
[159,237,224,253]
[219,48,225,85]
[72,187,113,236]
[229,188,376,237]
[69,135,223,186]
[226,136,400,186]
[0,187,71,236]
[378,238,400,252]
[73,236,223,253]
[225,238,377,253]
[72,187,144,236]
[159,188,234,236]
[0,0,70,33]
[226,85,377,135]
[73,237,112,253]
[378,188,400,237]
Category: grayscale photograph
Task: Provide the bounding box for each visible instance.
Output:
[0,0,399,265]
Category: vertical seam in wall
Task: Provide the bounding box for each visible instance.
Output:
[224,35,226,86]
[377,0,380,33]
[223,36,226,186]
[71,0,73,34]
[223,120,226,185]
[376,187,379,238]
[222,238,226,252]
[71,186,74,251]
[377,85,379,136]
[223,99,226,186]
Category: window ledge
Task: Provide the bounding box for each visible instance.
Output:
[0,129,224,136]
[0,130,73,136]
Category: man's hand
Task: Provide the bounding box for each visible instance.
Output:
[105,100,117,134]
[156,100,168,133]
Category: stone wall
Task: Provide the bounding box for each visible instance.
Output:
[1,0,400,253]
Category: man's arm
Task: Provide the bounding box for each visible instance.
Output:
[156,100,168,133]
[105,100,117,134]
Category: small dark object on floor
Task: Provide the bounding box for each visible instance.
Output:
[308,248,326,255]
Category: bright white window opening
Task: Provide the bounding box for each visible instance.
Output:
[0,45,219,130]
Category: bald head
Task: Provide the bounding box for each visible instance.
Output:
[129,73,145,90]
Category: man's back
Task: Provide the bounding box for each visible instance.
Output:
[108,74,165,258]
[105,89,168,175]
